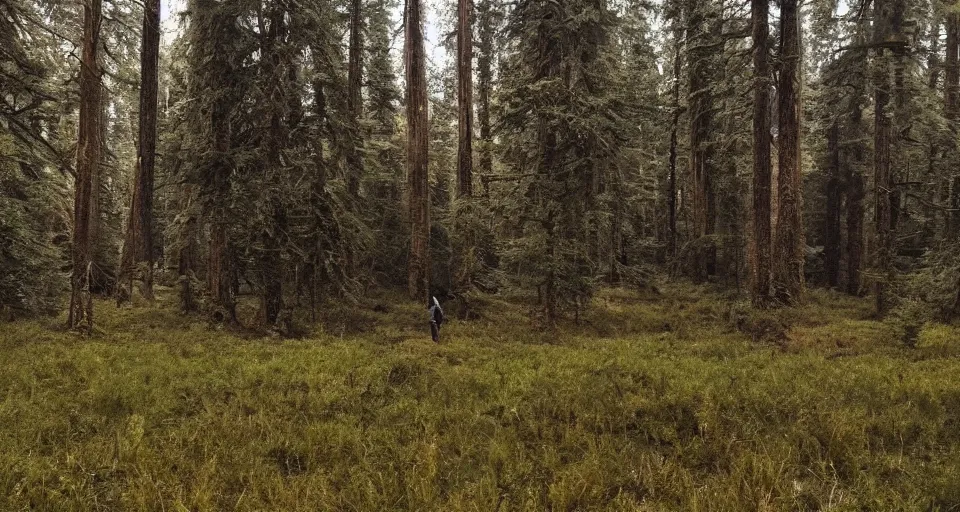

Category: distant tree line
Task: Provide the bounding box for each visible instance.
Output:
[3,0,960,329]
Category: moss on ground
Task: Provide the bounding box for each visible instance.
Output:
[1,285,959,510]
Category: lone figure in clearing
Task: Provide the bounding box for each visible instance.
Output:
[428,296,444,342]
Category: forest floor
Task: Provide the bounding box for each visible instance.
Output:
[1,285,959,511]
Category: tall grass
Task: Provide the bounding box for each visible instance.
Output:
[1,285,958,510]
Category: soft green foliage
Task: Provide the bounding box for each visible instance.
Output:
[445,197,501,296]
[2,287,959,510]
[899,242,960,322]
[0,133,65,317]
[498,0,629,319]
[1,0,149,304]
[168,0,367,319]
[0,0,72,316]
[359,0,408,287]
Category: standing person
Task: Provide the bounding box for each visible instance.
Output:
[428,296,444,342]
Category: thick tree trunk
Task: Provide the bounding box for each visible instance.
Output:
[406,0,431,303]
[536,3,567,325]
[824,121,843,288]
[751,0,772,306]
[846,95,866,296]
[847,168,865,296]
[930,25,942,91]
[187,0,235,322]
[89,109,110,295]
[346,0,364,197]
[928,27,941,235]
[208,105,235,322]
[310,80,327,313]
[260,7,288,327]
[476,0,494,188]
[118,0,161,302]
[69,0,102,331]
[948,10,958,122]
[873,0,894,316]
[947,6,960,237]
[890,3,907,234]
[308,48,332,315]
[178,211,198,313]
[772,0,804,305]
[208,222,234,321]
[686,0,716,283]
[260,210,284,326]
[610,182,623,283]
[874,83,893,315]
[943,11,960,319]
[456,0,474,197]
[953,176,960,236]
[667,25,681,260]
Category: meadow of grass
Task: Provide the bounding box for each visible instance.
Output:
[1,285,959,511]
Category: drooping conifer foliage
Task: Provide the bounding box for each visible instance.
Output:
[498,0,628,322]
[5,0,960,327]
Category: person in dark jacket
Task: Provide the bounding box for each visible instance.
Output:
[428,296,444,342]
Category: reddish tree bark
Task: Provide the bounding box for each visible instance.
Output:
[118,0,161,302]
[847,163,865,296]
[208,93,235,323]
[946,6,958,128]
[406,0,431,302]
[178,210,198,313]
[751,0,772,306]
[686,0,717,282]
[306,44,337,318]
[873,0,894,315]
[946,4,960,237]
[259,5,289,327]
[456,0,474,197]
[69,0,103,331]
[667,20,682,259]
[346,0,364,197]
[476,0,494,189]
[773,0,805,304]
[824,121,843,288]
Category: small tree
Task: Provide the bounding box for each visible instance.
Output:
[499,0,626,323]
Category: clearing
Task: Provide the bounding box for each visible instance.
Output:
[1,286,959,510]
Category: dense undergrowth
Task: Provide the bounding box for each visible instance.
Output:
[1,285,959,511]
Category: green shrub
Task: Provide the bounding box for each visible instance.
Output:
[0,133,65,318]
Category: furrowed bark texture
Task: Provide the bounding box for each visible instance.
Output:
[457,0,475,197]
[772,0,805,305]
[751,0,772,305]
[119,0,161,301]
[406,0,431,303]
[69,0,103,331]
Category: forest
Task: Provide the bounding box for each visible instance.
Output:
[2,0,960,509]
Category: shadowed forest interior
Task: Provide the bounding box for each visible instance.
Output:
[2,0,960,509]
